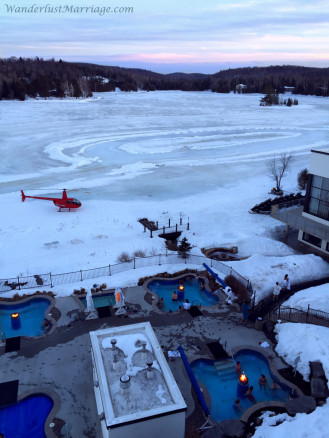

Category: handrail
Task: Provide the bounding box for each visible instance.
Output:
[178,345,210,417]
[0,253,250,294]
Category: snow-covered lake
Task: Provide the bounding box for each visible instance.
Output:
[0,91,328,291]
[1,91,328,198]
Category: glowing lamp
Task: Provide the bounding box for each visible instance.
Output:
[239,374,248,385]
[11,312,21,329]
[178,285,184,291]
[237,372,249,398]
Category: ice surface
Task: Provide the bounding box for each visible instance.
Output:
[0,91,328,300]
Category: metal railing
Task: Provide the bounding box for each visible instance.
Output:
[268,304,329,328]
[0,253,251,294]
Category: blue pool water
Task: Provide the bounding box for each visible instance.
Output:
[0,394,53,438]
[191,350,292,422]
[80,292,115,308]
[0,298,50,339]
[147,276,219,312]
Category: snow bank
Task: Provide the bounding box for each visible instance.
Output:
[284,283,329,313]
[253,322,329,437]
[226,254,329,303]
[253,405,329,438]
[275,322,329,382]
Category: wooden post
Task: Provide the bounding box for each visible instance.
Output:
[109,265,111,276]
[169,219,171,227]
[180,217,182,225]
[156,221,158,229]
[306,304,309,323]
[17,276,21,290]
[134,258,136,269]
[50,273,53,288]
[150,229,153,238]
[163,226,165,233]
[159,254,161,265]
[187,217,190,230]
[80,270,83,281]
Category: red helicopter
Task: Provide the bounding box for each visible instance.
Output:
[21,189,82,211]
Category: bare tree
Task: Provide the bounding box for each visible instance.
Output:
[267,153,294,191]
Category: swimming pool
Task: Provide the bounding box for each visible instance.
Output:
[191,350,292,422]
[147,276,219,312]
[80,292,115,309]
[0,394,53,438]
[0,298,51,339]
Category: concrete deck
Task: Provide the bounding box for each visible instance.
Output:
[0,287,288,438]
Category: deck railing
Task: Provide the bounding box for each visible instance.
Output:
[268,304,329,328]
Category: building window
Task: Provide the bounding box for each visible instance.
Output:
[302,232,322,248]
[306,175,329,221]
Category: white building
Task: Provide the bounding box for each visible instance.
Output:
[90,322,187,438]
[272,149,329,254]
[236,84,247,93]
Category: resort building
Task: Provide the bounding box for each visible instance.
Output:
[271,149,329,255]
[236,84,247,93]
[90,322,187,438]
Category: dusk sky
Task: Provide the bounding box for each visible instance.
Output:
[1,0,328,73]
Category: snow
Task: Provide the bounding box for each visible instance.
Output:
[284,283,329,313]
[0,91,328,302]
[253,406,329,438]
[253,322,329,438]
[224,254,329,304]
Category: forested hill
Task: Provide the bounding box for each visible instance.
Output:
[0,57,328,100]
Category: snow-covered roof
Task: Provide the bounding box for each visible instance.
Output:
[90,322,186,427]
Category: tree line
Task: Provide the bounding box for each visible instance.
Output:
[0,57,328,100]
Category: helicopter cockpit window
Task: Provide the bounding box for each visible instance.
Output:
[72,198,81,205]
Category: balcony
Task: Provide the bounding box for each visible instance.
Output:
[271,205,329,242]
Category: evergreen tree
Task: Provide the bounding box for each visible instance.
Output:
[72,79,82,98]
[177,237,193,259]
[297,168,309,190]
[260,86,279,106]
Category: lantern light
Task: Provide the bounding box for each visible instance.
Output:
[11,312,21,329]
[239,373,248,385]
[178,285,184,291]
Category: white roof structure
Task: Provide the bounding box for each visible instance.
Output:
[90,322,186,429]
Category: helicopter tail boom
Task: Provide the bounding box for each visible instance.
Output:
[21,190,26,202]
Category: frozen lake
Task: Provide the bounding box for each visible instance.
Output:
[0,91,328,278]
[1,91,328,200]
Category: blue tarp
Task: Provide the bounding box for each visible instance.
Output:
[203,263,228,288]
[178,345,210,417]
